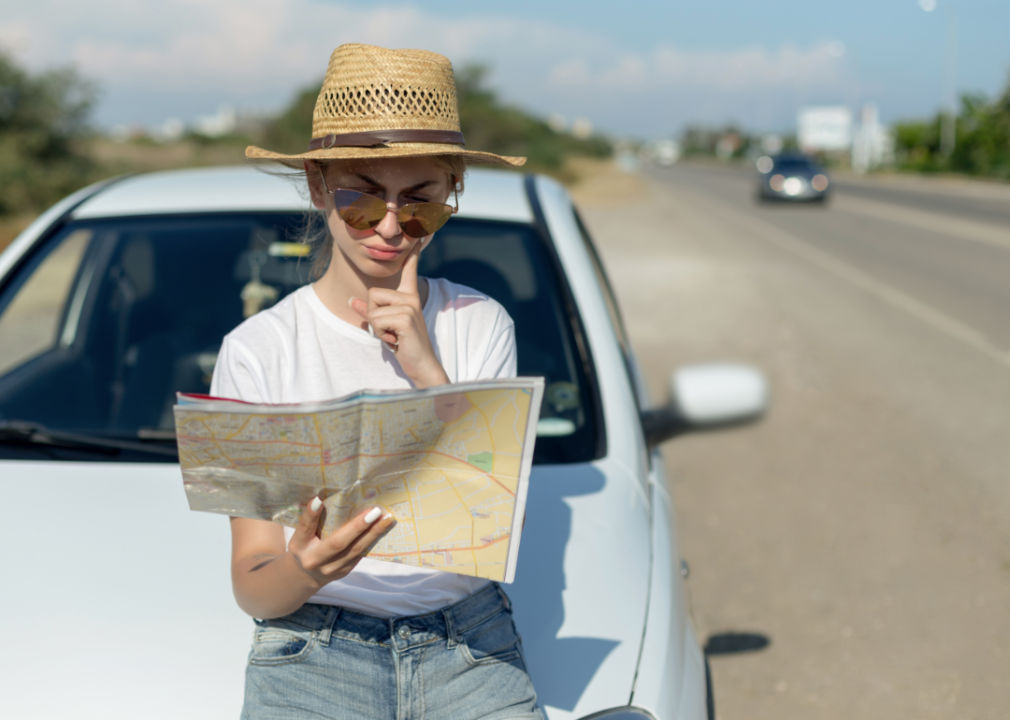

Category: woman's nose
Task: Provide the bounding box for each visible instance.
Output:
[374,203,401,238]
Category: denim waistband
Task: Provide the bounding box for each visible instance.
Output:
[258,582,512,651]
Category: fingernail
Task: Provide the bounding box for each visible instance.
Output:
[309,497,322,512]
[364,506,383,524]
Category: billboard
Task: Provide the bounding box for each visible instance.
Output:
[797,106,853,152]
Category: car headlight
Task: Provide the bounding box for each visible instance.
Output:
[783,176,803,195]
[577,707,658,720]
[769,173,785,191]
[811,173,829,191]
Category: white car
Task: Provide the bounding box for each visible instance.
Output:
[0,165,767,719]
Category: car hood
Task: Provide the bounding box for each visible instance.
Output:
[510,458,652,720]
[0,460,249,719]
[0,457,651,720]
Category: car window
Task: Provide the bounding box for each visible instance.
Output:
[772,158,816,171]
[0,228,90,376]
[0,213,312,458]
[0,212,599,465]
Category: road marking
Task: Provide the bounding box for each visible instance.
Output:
[682,186,1010,371]
[833,193,1010,252]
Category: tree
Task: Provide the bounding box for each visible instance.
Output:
[894,69,1010,179]
[259,84,318,156]
[457,64,610,171]
[0,50,97,214]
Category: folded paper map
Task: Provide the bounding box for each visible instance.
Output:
[174,378,543,583]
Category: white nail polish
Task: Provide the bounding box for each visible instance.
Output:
[364,506,382,524]
[309,497,322,512]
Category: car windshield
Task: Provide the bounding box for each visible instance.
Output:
[772,157,817,172]
[0,212,598,464]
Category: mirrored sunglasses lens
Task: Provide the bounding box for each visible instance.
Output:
[332,190,386,230]
[398,203,452,237]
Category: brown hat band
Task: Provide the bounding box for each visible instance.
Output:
[308,129,465,150]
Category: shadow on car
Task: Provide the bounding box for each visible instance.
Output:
[511,466,621,712]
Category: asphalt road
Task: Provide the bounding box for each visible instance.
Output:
[571,162,1010,720]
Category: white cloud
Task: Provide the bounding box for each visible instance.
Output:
[0,1,854,136]
[554,41,849,92]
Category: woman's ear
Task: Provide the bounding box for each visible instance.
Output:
[305,160,327,211]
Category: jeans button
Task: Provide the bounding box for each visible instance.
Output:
[398,626,410,638]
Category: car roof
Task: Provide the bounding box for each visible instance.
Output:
[70,165,534,223]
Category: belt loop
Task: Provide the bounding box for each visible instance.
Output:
[442,608,458,649]
[494,582,512,612]
[317,606,340,646]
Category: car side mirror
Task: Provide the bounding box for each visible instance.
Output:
[641,363,769,447]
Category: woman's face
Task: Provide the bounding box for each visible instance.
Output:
[308,157,454,283]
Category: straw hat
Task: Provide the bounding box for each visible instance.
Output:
[245,44,526,168]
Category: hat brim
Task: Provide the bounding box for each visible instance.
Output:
[245,143,526,169]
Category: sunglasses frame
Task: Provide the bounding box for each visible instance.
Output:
[317,168,458,238]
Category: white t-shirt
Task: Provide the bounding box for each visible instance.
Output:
[210,280,517,617]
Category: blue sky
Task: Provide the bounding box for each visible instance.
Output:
[3,0,1008,139]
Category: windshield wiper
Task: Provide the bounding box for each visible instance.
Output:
[0,420,178,457]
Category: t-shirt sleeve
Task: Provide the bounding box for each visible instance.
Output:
[209,334,269,403]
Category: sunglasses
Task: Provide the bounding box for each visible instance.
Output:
[319,173,457,237]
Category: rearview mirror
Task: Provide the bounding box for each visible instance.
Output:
[641,363,769,447]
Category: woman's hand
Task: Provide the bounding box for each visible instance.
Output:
[349,242,450,388]
[287,499,396,587]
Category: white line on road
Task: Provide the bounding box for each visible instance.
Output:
[833,193,1010,252]
[685,188,1010,371]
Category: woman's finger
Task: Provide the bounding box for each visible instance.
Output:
[396,241,421,296]
[348,296,369,321]
[316,507,393,564]
[290,496,324,548]
[366,286,420,312]
[319,508,396,575]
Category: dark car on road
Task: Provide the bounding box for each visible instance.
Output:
[756,153,831,203]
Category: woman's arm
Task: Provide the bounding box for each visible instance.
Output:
[230,501,395,619]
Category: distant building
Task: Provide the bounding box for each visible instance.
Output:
[571,117,593,140]
[650,139,681,166]
[193,105,238,137]
[851,104,894,173]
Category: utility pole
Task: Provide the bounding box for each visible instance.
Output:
[921,0,958,159]
[939,9,958,158]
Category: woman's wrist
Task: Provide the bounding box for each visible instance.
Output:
[411,361,450,389]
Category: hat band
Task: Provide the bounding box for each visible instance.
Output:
[308,129,465,150]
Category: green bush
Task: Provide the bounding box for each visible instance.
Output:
[894,72,1010,180]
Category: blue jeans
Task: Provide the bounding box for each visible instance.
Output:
[241,583,543,719]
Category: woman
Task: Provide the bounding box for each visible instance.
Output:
[210,43,541,719]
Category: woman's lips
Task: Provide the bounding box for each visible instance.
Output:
[364,245,402,261]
